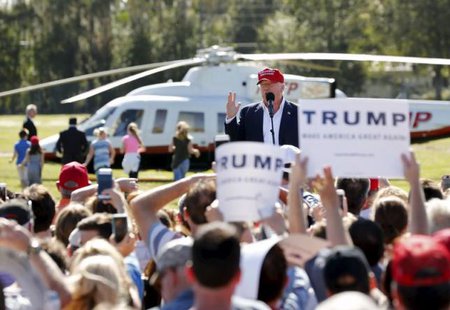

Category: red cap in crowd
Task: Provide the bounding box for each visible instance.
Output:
[369,178,379,191]
[434,228,450,253]
[257,68,284,85]
[30,136,39,146]
[58,161,90,192]
[393,235,450,287]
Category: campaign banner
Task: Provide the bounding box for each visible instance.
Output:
[298,98,410,178]
[215,142,284,222]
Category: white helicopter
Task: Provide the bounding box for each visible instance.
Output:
[2,45,450,168]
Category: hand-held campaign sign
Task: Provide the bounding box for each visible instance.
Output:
[299,98,410,178]
[215,142,284,221]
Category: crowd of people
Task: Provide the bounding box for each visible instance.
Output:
[1,68,449,309]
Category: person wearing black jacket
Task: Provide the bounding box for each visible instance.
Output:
[56,118,89,164]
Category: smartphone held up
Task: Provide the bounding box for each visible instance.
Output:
[112,214,128,243]
[97,168,113,200]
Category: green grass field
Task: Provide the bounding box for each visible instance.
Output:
[1,114,449,199]
[0,114,195,202]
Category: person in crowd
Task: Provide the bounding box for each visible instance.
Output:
[152,238,194,310]
[56,117,89,164]
[441,175,450,193]
[372,196,408,245]
[323,244,387,308]
[130,174,215,261]
[420,178,444,201]
[0,218,72,307]
[391,235,450,310]
[373,185,409,205]
[225,67,299,147]
[84,127,115,172]
[65,254,127,309]
[70,238,141,308]
[336,178,370,216]
[23,184,56,239]
[349,219,385,287]
[188,222,269,310]
[317,291,379,310]
[121,122,144,178]
[39,238,69,274]
[169,121,200,181]
[426,198,450,234]
[22,104,37,139]
[9,128,30,189]
[54,203,92,247]
[74,213,143,299]
[20,136,44,185]
[55,161,91,216]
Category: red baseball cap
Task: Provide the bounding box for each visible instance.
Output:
[434,228,450,253]
[30,136,39,145]
[58,161,90,192]
[393,235,450,287]
[257,68,284,85]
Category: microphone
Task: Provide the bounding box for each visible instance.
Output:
[266,92,275,118]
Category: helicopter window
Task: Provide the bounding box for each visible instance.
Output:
[79,107,116,132]
[84,121,106,136]
[178,112,204,133]
[113,109,144,136]
[152,109,168,134]
[217,113,226,133]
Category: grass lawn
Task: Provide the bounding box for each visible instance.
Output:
[0,114,200,207]
[1,114,449,199]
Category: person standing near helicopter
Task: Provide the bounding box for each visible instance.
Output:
[121,122,145,178]
[225,67,299,147]
[169,121,200,181]
[83,127,115,172]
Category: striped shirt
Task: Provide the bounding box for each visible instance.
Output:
[147,222,182,260]
[92,139,112,171]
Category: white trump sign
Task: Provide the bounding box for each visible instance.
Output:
[215,142,284,222]
[298,98,410,178]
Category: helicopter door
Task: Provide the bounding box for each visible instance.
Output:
[108,108,144,148]
[111,109,144,137]
[217,113,226,134]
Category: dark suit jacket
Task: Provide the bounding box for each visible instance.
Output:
[225,100,299,147]
[56,127,89,164]
[23,117,37,139]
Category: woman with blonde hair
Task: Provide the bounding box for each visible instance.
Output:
[70,239,141,309]
[84,127,115,172]
[121,122,144,178]
[168,121,200,180]
[65,255,126,309]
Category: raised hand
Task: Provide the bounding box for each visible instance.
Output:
[401,151,420,184]
[226,92,241,119]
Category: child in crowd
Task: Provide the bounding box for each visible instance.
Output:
[20,136,44,185]
[9,129,30,189]
[121,122,144,178]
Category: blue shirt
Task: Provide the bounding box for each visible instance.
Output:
[92,139,111,171]
[125,253,144,300]
[161,289,194,310]
[14,139,31,165]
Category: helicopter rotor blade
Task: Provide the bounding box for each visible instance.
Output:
[265,59,339,72]
[61,58,205,104]
[239,53,450,66]
[0,60,187,100]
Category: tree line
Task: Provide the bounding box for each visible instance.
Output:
[0,0,448,114]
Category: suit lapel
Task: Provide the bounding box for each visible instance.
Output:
[254,104,264,142]
[279,101,292,144]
